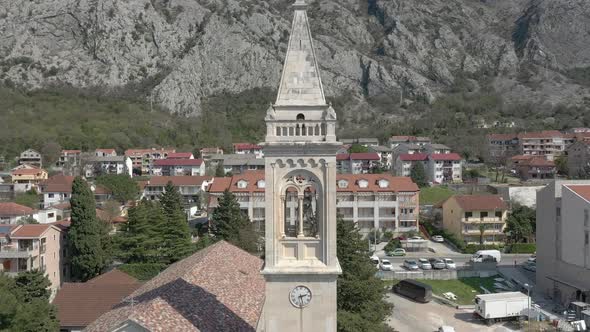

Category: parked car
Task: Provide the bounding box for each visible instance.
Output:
[389,248,406,256]
[431,235,444,243]
[523,261,536,272]
[380,259,393,271]
[410,236,423,240]
[527,254,536,263]
[418,258,432,270]
[428,258,446,269]
[403,260,420,270]
[370,254,380,269]
[443,258,456,269]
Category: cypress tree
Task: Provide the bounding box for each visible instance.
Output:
[118,200,165,263]
[160,182,193,263]
[68,177,105,281]
[210,190,258,253]
[410,162,428,187]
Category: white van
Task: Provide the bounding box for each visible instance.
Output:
[471,250,501,263]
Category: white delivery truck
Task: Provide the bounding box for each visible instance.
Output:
[474,292,529,325]
[471,249,501,263]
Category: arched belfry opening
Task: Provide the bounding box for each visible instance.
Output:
[281,172,321,239]
[296,113,305,120]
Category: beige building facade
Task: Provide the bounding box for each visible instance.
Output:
[442,195,508,244]
[536,181,590,305]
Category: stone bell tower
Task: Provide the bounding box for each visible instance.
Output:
[260,0,341,331]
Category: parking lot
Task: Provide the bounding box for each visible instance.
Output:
[386,292,520,332]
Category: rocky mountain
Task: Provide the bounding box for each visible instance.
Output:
[0,0,589,116]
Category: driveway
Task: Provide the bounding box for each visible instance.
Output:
[386,292,519,332]
[428,240,460,256]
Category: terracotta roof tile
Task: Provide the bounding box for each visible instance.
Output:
[11,168,47,176]
[429,153,462,161]
[85,241,265,332]
[207,177,233,193]
[449,195,508,211]
[124,148,176,156]
[0,202,35,216]
[399,153,429,161]
[41,175,76,193]
[233,143,262,150]
[10,224,56,238]
[564,185,590,203]
[153,159,203,166]
[518,130,563,139]
[54,269,140,328]
[95,148,116,154]
[145,176,211,187]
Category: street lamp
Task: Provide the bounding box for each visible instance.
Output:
[524,283,532,331]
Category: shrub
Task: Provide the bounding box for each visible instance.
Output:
[463,244,503,254]
[118,263,166,281]
[384,238,401,253]
[382,230,394,242]
[507,243,536,254]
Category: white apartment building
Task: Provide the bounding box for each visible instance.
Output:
[518,131,575,161]
[537,181,590,306]
[85,156,133,178]
[208,171,420,236]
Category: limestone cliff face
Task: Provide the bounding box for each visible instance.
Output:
[0,0,588,115]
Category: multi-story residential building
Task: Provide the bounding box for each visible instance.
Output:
[511,155,556,181]
[57,150,82,168]
[428,153,463,184]
[518,130,575,160]
[0,203,36,224]
[140,176,212,215]
[200,147,224,161]
[167,152,194,159]
[208,171,420,236]
[0,224,66,293]
[124,148,176,175]
[442,195,508,244]
[340,138,380,147]
[233,143,263,158]
[424,144,452,154]
[152,158,205,176]
[18,149,43,168]
[336,152,381,174]
[10,165,48,192]
[487,134,520,160]
[370,146,394,170]
[395,153,429,177]
[210,154,265,175]
[388,136,431,149]
[536,181,590,306]
[40,175,75,208]
[84,156,133,178]
[567,141,590,179]
[94,149,117,157]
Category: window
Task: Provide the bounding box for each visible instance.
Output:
[257,180,266,189]
[48,213,55,218]
[465,212,473,218]
[480,212,488,219]
[237,180,248,189]
[495,211,502,218]
[585,232,589,246]
[48,193,54,198]
[378,179,389,188]
[337,180,348,189]
[556,207,561,217]
[358,179,369,188]
[296,113,305,120]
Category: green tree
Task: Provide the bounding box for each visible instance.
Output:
[17,216,39,225]
[14,189,40,209]
[159,182,193,264]
[336,218,392,332]
[504,204,536,243]
[95,174,139,203]
[210,190,258,253]
[14,270,51,302]
[554,155,568,176]
[348,144,369,153]
[116,200,165,263]
[69,177,107,281]
[0,273,58,332]
[478,223,487,245]
[215,162,225,177]
[410,162,428,187]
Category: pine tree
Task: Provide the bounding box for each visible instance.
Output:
[336,218,393,332]
[118,200,165,263]
[210,190,258,253]
[410,162,428,187]
[159,182,193,263]
[215,162,225,177]
[68,177,106,281]
[14,270,51,302]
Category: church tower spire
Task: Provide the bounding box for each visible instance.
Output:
[261,1,341,331]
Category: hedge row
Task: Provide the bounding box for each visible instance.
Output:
[507,243,536,254]
[463,244,504,254]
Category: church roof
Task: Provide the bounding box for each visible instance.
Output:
[85,241,265,332]
[275,0,326,106]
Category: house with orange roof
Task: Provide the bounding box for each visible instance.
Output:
[10,165,48,192]
[442,195,509,244]
[94,149,117,157]
[0,202,36,224]
[510,155,556,181]
[0,224,67,293]
[233,143,263,158]
[141,176,213,217]
[518,130,575,160]
[124,148,176,175]
[208,171,420,235]
[39,175,76,208]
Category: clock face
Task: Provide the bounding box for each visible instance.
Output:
[289,285,312,308]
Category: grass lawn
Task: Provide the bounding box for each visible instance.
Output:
[419,186,455,205]
[416,276,499,305]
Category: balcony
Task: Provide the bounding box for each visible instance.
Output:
[461,217,504,223]
[398,214,417,220]
[462,228,504,235]
[0,246,36,259]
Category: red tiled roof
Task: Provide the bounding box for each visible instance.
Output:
[429,153,462,161]
[337,152,380,161]
[399,153,429,161]
[0,202,35,216]
[54,269,141,328]
[518,130,563,139]
[61,150,81,154]
[96,148,116,154]
[336,174,419,192]
[145,176,211,187]
[233,143,262,150]
[124,148,176,156]
[10,224,56,238]
[511,154,532,161]
[51,220,71,231]
[166,152,194,159]
[519,156,555,167]
[153,159,203,166]
[207,177,233,193]
[566,185,590,203]
[85,241,265,332]
[448,195,508,211]
[200,147,223,153]
[41,175,76,193]
[488,134,518,141]
[11,167,46,176]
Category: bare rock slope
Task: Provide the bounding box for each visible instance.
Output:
[0,0,588,115]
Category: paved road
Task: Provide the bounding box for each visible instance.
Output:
[386,292,519,332]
